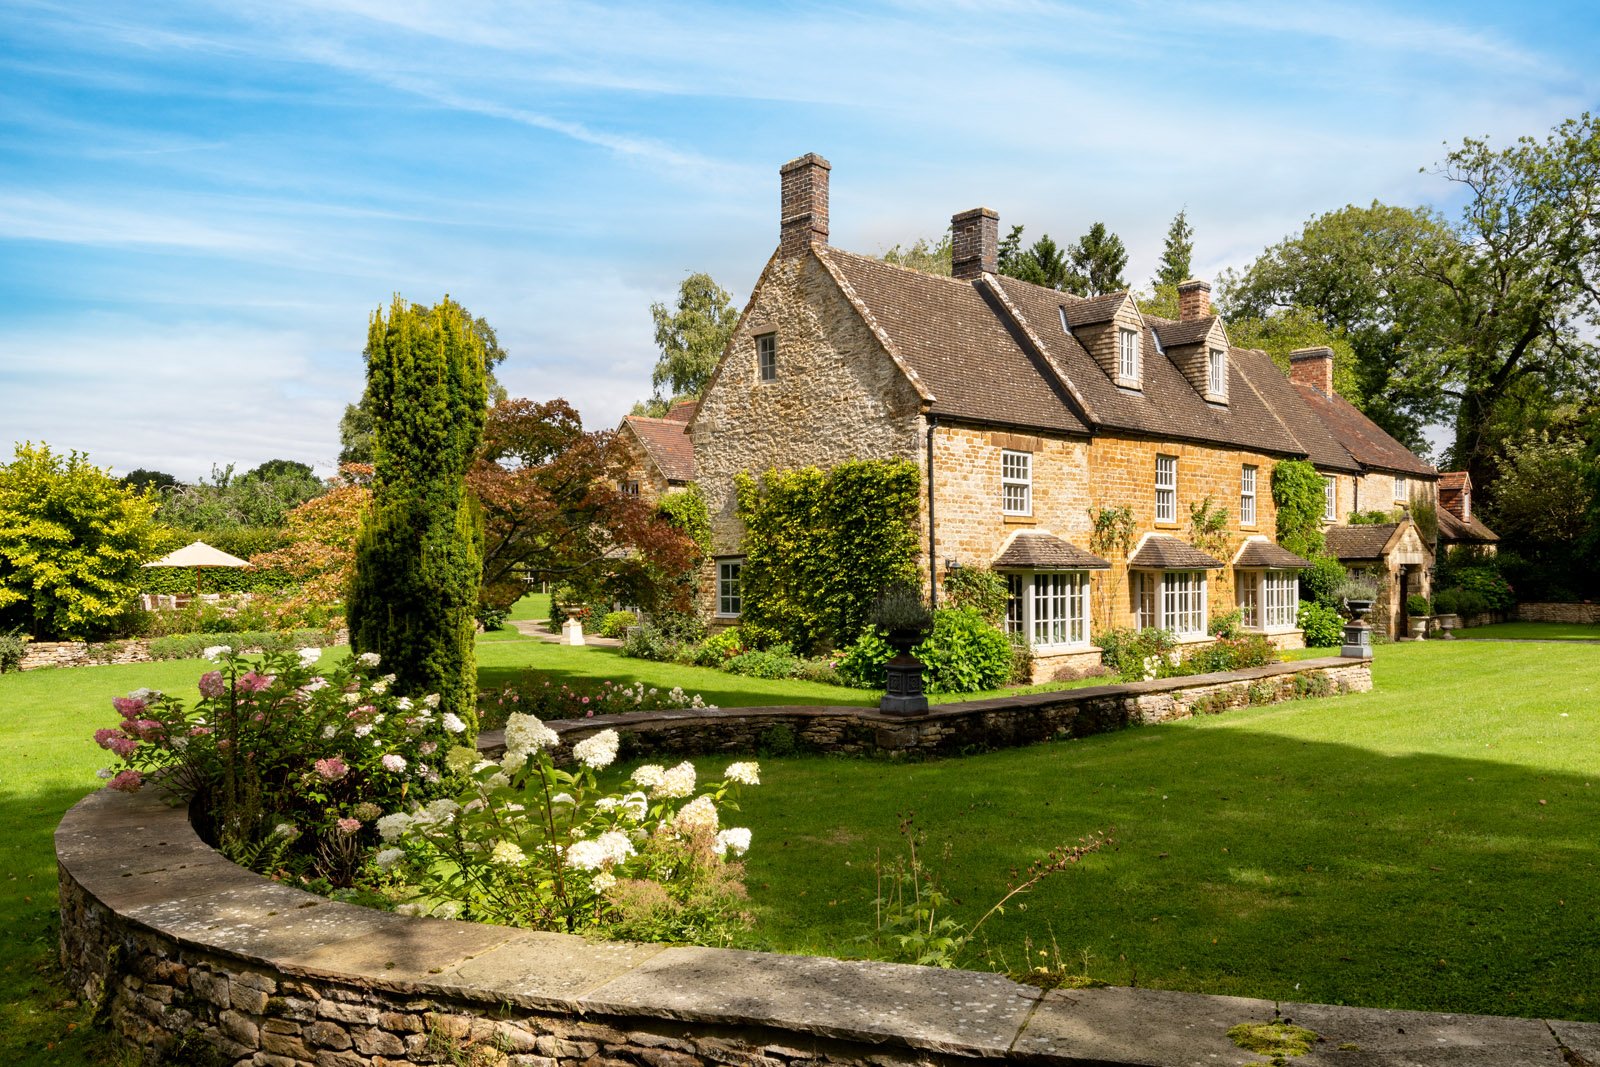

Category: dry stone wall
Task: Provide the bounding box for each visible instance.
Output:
[1516,602,1600,625]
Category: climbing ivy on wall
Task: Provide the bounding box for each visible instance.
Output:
[1270,459,1327,560]
[735,459,920,654]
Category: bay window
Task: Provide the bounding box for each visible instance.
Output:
[1003,571,1091,648]
[1236,569,1300,632]
[1133,570,1207,637]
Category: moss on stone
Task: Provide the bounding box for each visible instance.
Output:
[1227,1020,1318,1061]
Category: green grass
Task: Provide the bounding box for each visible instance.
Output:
[725,640,1600,1021]
[1454,621,1600,641]
[507,592,551,622]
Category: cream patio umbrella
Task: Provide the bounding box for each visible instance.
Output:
[142,541,252,595]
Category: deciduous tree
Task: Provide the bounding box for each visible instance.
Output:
[0,442,165,639]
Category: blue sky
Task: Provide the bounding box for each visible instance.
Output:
[2,1,1596,479]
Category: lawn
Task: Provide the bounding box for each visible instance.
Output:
[3,630,1593,1064]
[1454,621,1600,641]
[729,639,1600,1021]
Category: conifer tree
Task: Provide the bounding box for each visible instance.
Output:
[347,296,488,738]
[1153,209,1194,288]
[1067,222,1130,295]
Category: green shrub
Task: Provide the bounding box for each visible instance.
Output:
[1405,594,1432,616]
[795,657,843,686]
[598,610,637,639]
[1209,609,1243,639]
[1177,634,1275,675]
[916,607,1012,694]
[837,627,894,689]
[620,623,686,663]
[1301,553,1349,608]
[1098,627,1178,681]
[656,486,711,553]
[0,627,26,673]
[1297,601,1344,647]
[725,644,800,679]
[145,629,328,661]
[1007,631,1034,686]
[1271,459,1327,560]
[476,604,512,632]
[836,608,1011,694]
[692,627,749,667]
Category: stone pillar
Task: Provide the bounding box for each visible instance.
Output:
[562,617,586,646]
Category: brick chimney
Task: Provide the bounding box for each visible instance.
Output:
[951,207,998,280]
[1289,346,1335,394]
[779,153,830,257]
[1439,472,1471,521]
[1177,279,1211,321]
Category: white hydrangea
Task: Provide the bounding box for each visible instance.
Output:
[591,871,617,893]
[572,729,619,770]
[343,692,362,705]
[432,901,461,920]
[375,848,404,869]
[96,767,114,779]
[376,813,412,842]
[395,903,424,917]
[441,712,466,734]
[271,822,298,838]
[370,679,389,694]
[422,693,441,708]
[423,799,460,823]
[482,770,510,790]
[549,792,575,806]
[714,827,752,857]
[490,840,527,866]
[354,724,373,738]
[297,647,322,666]
[594,791,648,820]
[395,696,413,711]
[724,761,761,786]
[202,646,230,662]
[673,794,719,834]
[654,761,697,799]
[630,764,666,789]
[564,830,635,871]
[503,713,559,770]
[304,677,329,693]
[358,652,381,667]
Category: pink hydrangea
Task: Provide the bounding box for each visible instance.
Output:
[381,754,407,773]
[237,671,275,693]
[335,817,362,834]
[107,769,143,793]
[198,670,226,698]
[419,741,437,755]
[127,719,165,741]
[189,725,213,736]
[313,757,349,781]
[112,696,146,719]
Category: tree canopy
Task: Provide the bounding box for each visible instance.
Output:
[0,442,165,639]
[1152,209,1194,289]
[1221,114,1600,488]
[648,272,739,403]
[998,222,1131,295]
[881,234,952,276]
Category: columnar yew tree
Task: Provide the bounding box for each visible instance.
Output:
[347,297,488,736]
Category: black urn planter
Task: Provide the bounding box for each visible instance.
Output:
[880,628,930,715]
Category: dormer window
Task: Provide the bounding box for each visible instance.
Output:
[1208,348,1226,397]
[756,333,777,382]
[1118,327,1140,383]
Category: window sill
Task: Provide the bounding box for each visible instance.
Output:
[1031,643,1100,655]
[1154,521,1180,529]
[1003,514,1038,525]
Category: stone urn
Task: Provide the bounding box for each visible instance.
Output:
[1340,599,1374,660]
[1435,613,1460,639]
[1408,615,1430,640]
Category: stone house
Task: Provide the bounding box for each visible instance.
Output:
[684,153,1440,678]
[616,400,697,507]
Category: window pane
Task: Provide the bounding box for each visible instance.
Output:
[1005,574,1024,635]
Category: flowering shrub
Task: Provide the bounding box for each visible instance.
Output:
[377,714,758,942]
[837,608,1011,693]
[91,648,456,883]
[480,675,715,729]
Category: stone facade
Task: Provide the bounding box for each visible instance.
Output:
[691,251,924,621]
[615,421,676,508]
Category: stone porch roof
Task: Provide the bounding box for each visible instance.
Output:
[992,532,1111,570]
[1127,535,1224,570]
[1233,540,1313,569]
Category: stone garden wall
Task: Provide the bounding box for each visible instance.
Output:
[18,632,348,672]
[484,658,1375,765]
[1515,602,1600,625]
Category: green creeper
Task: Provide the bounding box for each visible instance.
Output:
[347,297,488,738]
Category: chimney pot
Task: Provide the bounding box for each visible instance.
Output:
[1177,278,1211,321]
[1289,346,1336,395]
[779,153,830,256]
[951,207,999,280]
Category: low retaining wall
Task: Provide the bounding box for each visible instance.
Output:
[56,656,1597,1066]
[483,658,1373,764]
[1516,602,1600,625]
[18,632,348,672]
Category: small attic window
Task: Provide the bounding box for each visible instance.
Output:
[1208,348,1227,396]
[756,333,776,382]
[1118,327,1140,383]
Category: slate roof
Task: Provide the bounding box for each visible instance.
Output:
[1437,508,1499,544]
[1148,316,1216,348]
[624,415,696,483]
[993,532,1110,570]
[663,399,699,423]
[1324,524,1398,561]
[820,249,1090,434]
[1127,535,1224,569]
[1234,540,1313,569]
[1290,383,1435,476]
[1439,471,1469,492]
